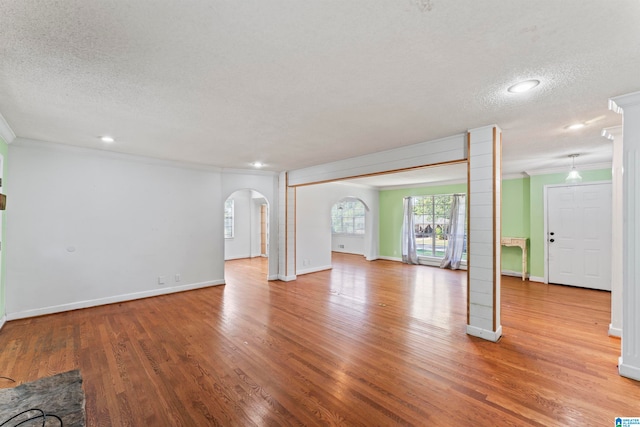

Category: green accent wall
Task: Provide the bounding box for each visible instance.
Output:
[502,177,531,273]
[0,136,7,320]
[379,183,467,258]
[378,169,612,281]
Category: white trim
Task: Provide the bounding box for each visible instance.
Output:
[529,276,545,283]
[380,178,467,191]
[267,274,279,281]
[224,254,252,261]
[6,280,225,321]
[501,270,529,279]
[288,133,466,186]
[222,168,279,177]
[609,325,622,337]
[466,325,503,342]
[610,90,640,113]
[296,265,332,275]
[13,138,223,172]
[525,162,611,177]
[619,359,640,381]
[378,256,403,262]
[502,172,530,180]
[277,274,297,282]
[0,314,6,331]
[0,112,16,144]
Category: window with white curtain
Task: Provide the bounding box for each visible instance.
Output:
[412,194,467,260]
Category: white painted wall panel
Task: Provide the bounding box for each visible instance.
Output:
[6,140,224,318]
[288,134,466,186]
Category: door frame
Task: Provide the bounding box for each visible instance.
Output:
[543,180,612,284]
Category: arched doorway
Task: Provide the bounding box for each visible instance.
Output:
[224,188,269,269]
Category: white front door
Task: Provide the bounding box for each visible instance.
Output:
[547,183,612,290]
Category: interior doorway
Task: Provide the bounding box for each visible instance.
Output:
[545,182,612,290]
[224,189,269,262]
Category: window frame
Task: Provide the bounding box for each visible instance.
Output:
[224,199,234,239]
[331,199,366,236]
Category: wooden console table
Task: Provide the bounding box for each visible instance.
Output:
[500,237,528,280]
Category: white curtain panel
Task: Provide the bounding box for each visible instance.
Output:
[401,196,419,265]
[440,194,466,270]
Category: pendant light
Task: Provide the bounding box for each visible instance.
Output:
[565,154,582,183]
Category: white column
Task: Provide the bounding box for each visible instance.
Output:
[467,125,502,342]
[603,126,623,337]
[278,172,297,281]
[610,90,640,381]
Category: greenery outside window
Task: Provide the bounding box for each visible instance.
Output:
[412,194,467,260]
[331,199,365,235]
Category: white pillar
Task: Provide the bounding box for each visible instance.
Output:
[278,172,297,281]
[610,90,640,381]
[467,125,502,342]
[603,126,623,337]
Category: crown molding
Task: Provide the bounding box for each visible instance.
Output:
[221,168,279,177]
[610,90,640,114]
[525,162,611,177]
[502,172,530,180]
[602,125,622,141]
[13,138,223,172]
[0,112,16,144]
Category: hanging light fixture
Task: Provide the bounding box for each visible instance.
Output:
[565,154,582,183]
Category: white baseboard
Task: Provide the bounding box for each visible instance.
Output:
[6,279,225,321]
[529,276,545,283]
[0,314,6,331]
[501,270,528,278]
[466,324,503,342]
[609,325,622,337]
[267,274,279,281]
[296,265,332,275]
[619,357,640,381]
[378,256,402,262]
[224,255,251,261]
[277,274,297,282]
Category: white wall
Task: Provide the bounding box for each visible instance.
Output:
[6,140,225,319]
[221,169,279,279]
[296,182,378,275]
[331,234,365,255]
[224,189,252,260]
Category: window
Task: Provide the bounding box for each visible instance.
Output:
[224,199,234,238]
[413,194,467,260]
[331,199,365,235]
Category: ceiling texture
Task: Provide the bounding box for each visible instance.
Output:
[0,1,638,184]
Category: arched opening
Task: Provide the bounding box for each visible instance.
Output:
[330,197,368,257]
[223,188,270,279]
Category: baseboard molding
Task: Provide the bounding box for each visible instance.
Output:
[501,270,528,279]
[224,255,252,261]
[0,314,6,331]
[609,325,622,337]
[277,274,297,282]
[6,279,225,321]
[466,324,503,342]
[619,358,640,381]
[529,276,545,283]
[378,256,402,262]
[267,274,279,281]
[296,265,332,275]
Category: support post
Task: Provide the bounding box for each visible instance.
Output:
[467,125,502,342]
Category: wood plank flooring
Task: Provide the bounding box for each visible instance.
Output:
[0,253,638,425]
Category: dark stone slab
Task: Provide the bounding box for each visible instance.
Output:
[0,370,85,426]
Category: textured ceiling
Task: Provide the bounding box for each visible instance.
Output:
[0,1,638,179]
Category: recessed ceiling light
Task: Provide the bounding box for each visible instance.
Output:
[251,162,264,168]
[100,136,115,143]
[567,123,585,130]
[507,79,540,93]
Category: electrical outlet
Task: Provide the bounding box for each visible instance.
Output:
[339,244,345,249]
[175,273,181,282]
[158,276,166,285]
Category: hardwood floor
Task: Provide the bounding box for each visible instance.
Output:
[0,253,638,426]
